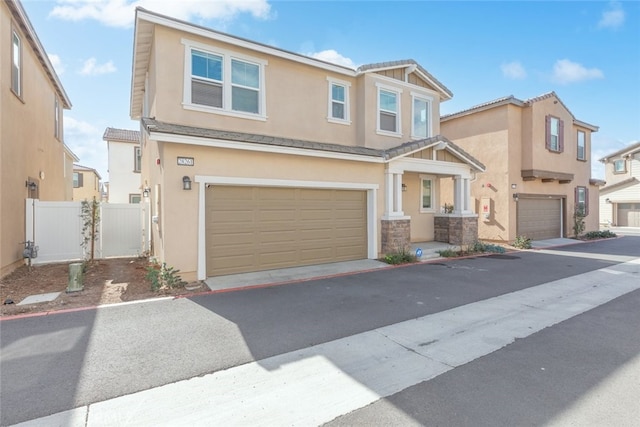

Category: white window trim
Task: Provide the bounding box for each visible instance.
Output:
[182,39,268,121]
[411,92,433,139]
[326,77,351,125]
[550,117,560,151]
[54,96,60,140]
[613,159,626,173]
[419,174,436,213]
[12,30,21,97]
[376,82,402,138]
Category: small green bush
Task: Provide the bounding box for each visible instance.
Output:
[582,230,617,240]
[483,243,506,254]
[146,262,185,291]
[437,248,459,258]
[513,235,532,249]
[383,248,417,265]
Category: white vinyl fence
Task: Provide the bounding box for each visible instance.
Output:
[25,199,146,264]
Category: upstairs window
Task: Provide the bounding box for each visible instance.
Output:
[613,159,626,173]
[378,87,401,135]
[326,78,351,124]
[575,186,588,216]
[134,146,141,173]
[12,31,22,97]
[412,95,431,139]
[577,130,586,160]
[54,97,61,140]
[73,172,83,188]
[545,115,564,153]
[191,50,223,108]
[231,59,259,114]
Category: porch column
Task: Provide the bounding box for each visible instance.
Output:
[453,176,462,214]
[462,178,472,213]
[384,170,404,217]
[394,172,404,216]
[384,170,394,217]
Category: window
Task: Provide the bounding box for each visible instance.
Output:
[378,88,400,134]
[73,172,83,188]
[331,83,346,120]
[575,186,588,216]
[577,130,586,160]
[11,30,21,96]
[186,43,265,118]
[420,176,436,212]
[614,159,626,173]
[129,194,142,204]
[412,95,431,138]
[134,146,141,173]
[545,115,564,152]
[54,97,61,140]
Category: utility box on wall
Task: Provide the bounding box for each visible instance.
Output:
[481,197,491,222]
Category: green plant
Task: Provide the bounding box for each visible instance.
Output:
[583,230,617,240]
[437,247,459,258]
[482,243,506,254]
[442,203,454,214]
[573,208,586,238]
[383,247,417,265]
[80,198,100,261]
[146,262,185,291]
[513,235,532,249]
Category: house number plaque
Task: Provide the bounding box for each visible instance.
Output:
[177,157,194,166]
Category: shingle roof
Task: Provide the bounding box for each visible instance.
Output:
[599,141,640,162]
[103,127,141,143]
[73,164,102,179]
[141,118,485,172]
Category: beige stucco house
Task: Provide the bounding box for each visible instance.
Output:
[1,0,73,277]
[72,164,102,202]
[599,141,640,227]
[440,92,601,242]
[130,8,485,281]
[103,127,143,203]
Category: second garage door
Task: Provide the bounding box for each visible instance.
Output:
[617,203,640,227]
[206,186,368,277]
[517,198,562,240]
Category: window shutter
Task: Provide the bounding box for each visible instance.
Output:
[545,115,551,150]
[558,119,565,152]
[78,173,84,188]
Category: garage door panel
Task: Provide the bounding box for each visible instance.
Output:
[206,186,367,276]
[517,198,562,240]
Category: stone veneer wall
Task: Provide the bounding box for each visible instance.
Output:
[434,214,478,245]
[381,219,410,254]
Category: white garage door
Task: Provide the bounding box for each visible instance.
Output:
[206,186,368,277]
[517,198,562,240]
[617,203,640,227]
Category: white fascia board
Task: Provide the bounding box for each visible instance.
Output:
[147,131,384,164]
[137,10,356,77]
[389,157,473,178]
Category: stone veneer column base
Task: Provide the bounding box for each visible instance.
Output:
[381,219,411,254]
[434,214,479,245]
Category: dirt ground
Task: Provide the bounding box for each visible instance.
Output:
[0,257,206,318]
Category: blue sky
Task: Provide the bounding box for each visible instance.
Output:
[21,0,640,181]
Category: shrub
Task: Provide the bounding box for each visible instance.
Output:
[146,262,185,291]
[573,209,586,238]
[383,248,417,265]
[437,248,459,258]
[582,230,617,240]
[513,235,532,249]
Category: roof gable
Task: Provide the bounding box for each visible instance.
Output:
[600,141,640,162]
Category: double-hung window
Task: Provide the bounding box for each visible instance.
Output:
[420,175,436,212]
[546,115,564,152]
[613,159,626,173]
[327,78,350,123]
[575,186,588,216]
[377,85,401,135]
[134,146,141,173]
[412,94,431,139]
[12,30,21,97]
[186,42,266,118]
[577,130,586,160]
[73,172,83,188]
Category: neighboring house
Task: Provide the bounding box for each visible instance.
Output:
[599,141,640,227]
[130,8,485,281]
[1,0,73,277]
[103,127,143,203]
[440,92,601,242]
[72,164,102,202]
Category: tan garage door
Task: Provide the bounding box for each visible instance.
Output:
[206,186,368,277]
[617,203,640,227]
[517,198,562,240]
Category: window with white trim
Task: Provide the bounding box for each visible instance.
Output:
[545,115,564,152]
[134,146,141,173]
[412,94,431,139]
[326,78,352,123]
[577,130,586,160]
[420,176,436,212]
[54,96,61,140]
[129,194,142,204]
[378,87,400,134]
[12,30,21,96]
[613,159,626,173]
[575,186,588,216]
[186,42,265,118]
[73,172,82,188]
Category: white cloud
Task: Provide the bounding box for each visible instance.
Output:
[64,117,108,179]
[501,61,526,80]
[79,58,117,76]
[598,1,625,30]
[49,0,272,28]
[307,49,356,69]
[551,59,604,85]
[48,54,65,76]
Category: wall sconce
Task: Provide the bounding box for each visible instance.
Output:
[605,198,611,204]
[142,187,150,198]
[511,184,517,189]
[25,180,37,191]
[401,183,407,192]
[182,176,192,191]
[512,193,519,202]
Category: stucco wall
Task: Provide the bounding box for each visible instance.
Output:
[108,141,142,203]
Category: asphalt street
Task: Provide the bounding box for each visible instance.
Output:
[1,235,639,426]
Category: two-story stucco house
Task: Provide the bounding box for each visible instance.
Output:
[1,0,74,277]
[130,8,485,281]
[599,141,640,227]
[72,164,102,202]
[103,127,143,203]
[440,92,601,242]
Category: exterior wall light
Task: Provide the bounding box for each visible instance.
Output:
[142,187,150,198]
[512,193,519,202]
[402,183,407,192]
[25,180,37,191]
[182,176,192,190]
